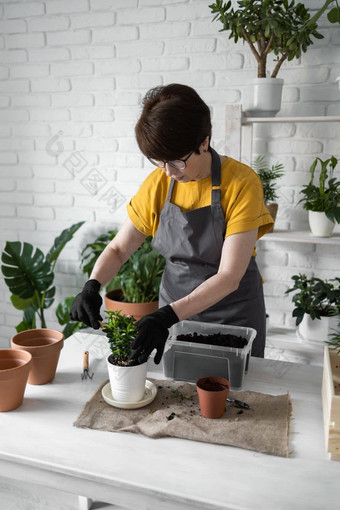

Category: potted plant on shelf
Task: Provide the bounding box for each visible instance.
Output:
[298,156,340,237]
[209,0,323,116]
[81,231,165,321]
[286,273,340,345]
[322,312,340,460]
[253,155,284,232]
[101,310,147,403]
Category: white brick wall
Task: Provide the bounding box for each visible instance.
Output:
[0,0,339,347]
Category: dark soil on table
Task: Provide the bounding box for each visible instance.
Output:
[176,332,248,349]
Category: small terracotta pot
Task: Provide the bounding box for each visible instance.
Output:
[0,349,32,411]
[196,376,230,419]
[11,329,64,385]
[105,289,159,321]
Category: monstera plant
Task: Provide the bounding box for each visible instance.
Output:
[1,221,87,338]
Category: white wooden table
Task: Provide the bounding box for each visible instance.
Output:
[0,331,339,510]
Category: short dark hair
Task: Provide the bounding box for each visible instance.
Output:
[135,83,212,161]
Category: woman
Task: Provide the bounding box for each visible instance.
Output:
[70,84,274,364]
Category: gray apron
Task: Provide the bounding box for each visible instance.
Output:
[152,148,266,357]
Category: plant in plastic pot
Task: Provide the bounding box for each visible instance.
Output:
[102,310,147,403]
[81,232,165,320]
[209,0,324,116]
[298,156,340,237]
[286,274,340,344]
[253,155,284,232]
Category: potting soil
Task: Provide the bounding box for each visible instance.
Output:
[176,332,248,348]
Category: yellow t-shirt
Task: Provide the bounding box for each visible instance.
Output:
[127,156,274,255]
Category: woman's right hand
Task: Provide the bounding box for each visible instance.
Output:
[69,279,103,329]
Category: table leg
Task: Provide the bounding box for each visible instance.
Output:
[78,496,92,510]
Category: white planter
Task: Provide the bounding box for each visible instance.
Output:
[308,210,335,237]
[107,357,147,403]
[298,314,338,344]
[246,77,284,117]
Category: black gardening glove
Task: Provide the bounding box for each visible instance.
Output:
[69,279,103,329]
[129,305,179,365]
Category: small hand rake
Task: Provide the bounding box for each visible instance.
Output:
[81,350,94,380]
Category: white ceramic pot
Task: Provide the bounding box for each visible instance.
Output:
[107,357,147,403]
[246,77,284,117]
[308,211,335,237]
[298,314,338,344]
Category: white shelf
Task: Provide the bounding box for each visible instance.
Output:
[265,326,324,366]
[242,115,340,124]
[259,229,340,245]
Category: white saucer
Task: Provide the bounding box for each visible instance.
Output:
[101,380,157,409]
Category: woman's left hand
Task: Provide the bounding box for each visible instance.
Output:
[129,305,179,364]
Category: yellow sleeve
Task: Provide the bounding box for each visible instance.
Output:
[225,170,274,240]
[126,168,168,237]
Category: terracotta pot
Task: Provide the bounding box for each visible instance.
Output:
[265,203,278,233]
[0,349,32,411]
[196,376,230,419]
[11,329,64,385]
[105,289,159,321]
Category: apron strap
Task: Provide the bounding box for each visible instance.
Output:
[166,177,176,202]
[210,148,221,206]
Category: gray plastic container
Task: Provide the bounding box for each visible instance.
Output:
[163,320,257,390]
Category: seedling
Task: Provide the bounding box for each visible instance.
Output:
[102,310,138,366]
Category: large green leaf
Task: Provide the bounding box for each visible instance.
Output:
[56,296,75,325]
[56,296,87,339]
[80,230,117,277]
[10,294,35,311]
[15,305,37,332]
[43,286,56,309]
[1,241,53,299]
[46,221,85,264]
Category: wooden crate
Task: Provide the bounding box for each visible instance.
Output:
[322,346,340,460]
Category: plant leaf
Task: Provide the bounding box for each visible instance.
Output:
[15,305,37,332]
[1,241,53,299]
[56,296,76,325]
[10,294,34,311]
[328,7,340,23]
[46,221,85,264]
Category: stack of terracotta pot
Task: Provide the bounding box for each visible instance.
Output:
[0,329,64,412]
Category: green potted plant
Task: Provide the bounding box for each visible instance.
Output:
[298,156,340,237]
[253,155,284,232]
[1,221,87,338]
[286,273,340,344]
[102,310,147,403]
[209,0,324,116]
[81,232,165,320]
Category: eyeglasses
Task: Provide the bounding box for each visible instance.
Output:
[148,151,194,171]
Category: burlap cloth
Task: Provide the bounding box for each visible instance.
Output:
[74,379,292,457]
